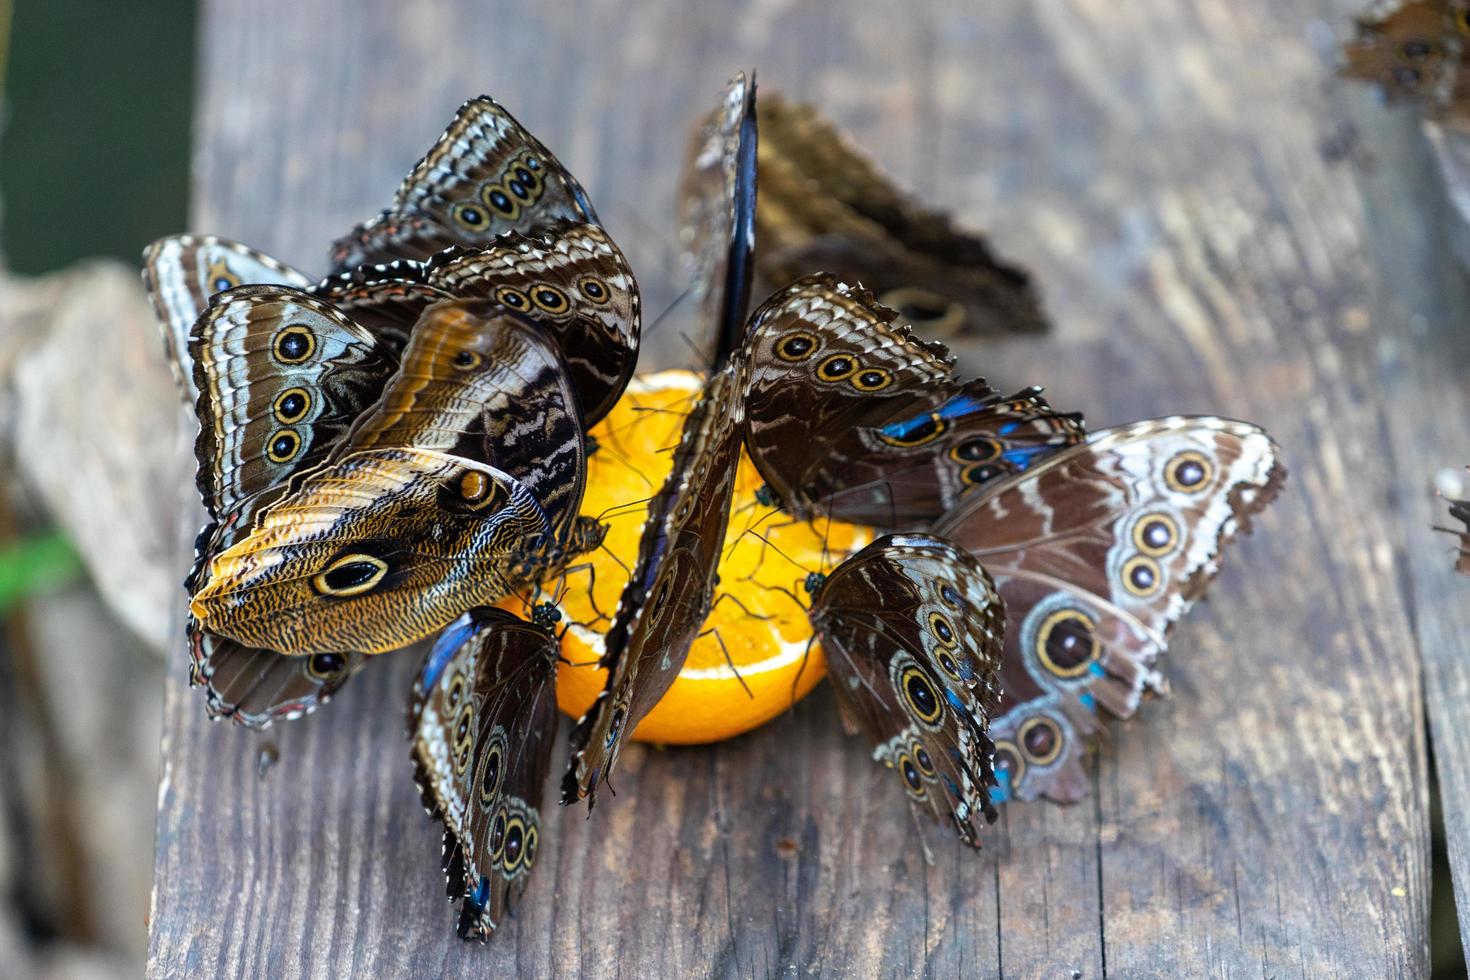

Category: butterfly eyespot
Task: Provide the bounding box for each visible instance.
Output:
[446,671,467,712]
[774,331,819,361]
[453,349,483,370]
[577,276,611,304]
[1165,450,1213,493]
[479,738,506,810]
[928,612,958,648]
[273,326,316,364]
[897,663,944,726]
[1402,39,1435,61]
[272,388,312,424]
[850,368,892,392]
[950,438,1001,464]
[450,202,489,230]
[503,816,527,872]
[880,287,965,336]
[495,285,530,310]
[506,176,531,200]
[306,652,347,680]
[1036,607,1099,678]
[992,739,1025,786]
[452,703,475,774]
[480,184,521,219]
[605,706,626,749]
[531,284,570,314]
[1122,555,1162,597]
[936,651,963,680]
[523,823,539,869]
[513,163,539,191]
[815,353,856,381]
[1133,513,1179,556]
[939,583,963,607]
[1018,716,1063,766]
[911,744,937,778]
[266,429,303,464]
[896,752,926,799]
[205,258,241,293]
[312,553,389,597]
[489,809,508,860]
[961,463,1004,486]
[878,412,947,447]
[457,468,505,511]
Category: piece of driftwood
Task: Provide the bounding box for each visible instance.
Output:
[146,0,1457,976]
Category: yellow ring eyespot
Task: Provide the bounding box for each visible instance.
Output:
[1165,450,1213,493]
[273,326,316,364]
[850,367,892,392]
[961,463,1004,486]
[265,429,302,463]
[205,258,241,293]
[928,612,958,648]
[879,286,966,337]
[1132,513,1180,556]
[272,387,312,424]
[578,276,611,304]
[480,183,521,219]
[513,154,543,194]
[774,331,819,362]
[949,438,1001,464]
[452,703,475,774]
[457,468,506,511]
[522,824,539,869]
[503,816,528,872]
[993,738,1026,787]
[878,412,947,447]
[1122,555,1162,597]
[935,649,965,681]
[896,752,927,799]
[305,652,348,681]
[478,740,506,809]
[530,283,571,314]
[446,671,467,712]
[1036,608,1099,678]
[911,742,937,777]
[311,553,389,597]
[494,285,530,312]
[452,349,484,371]
[450,201,490,231]
[489,808,508,861]
[899,664,944,726]
[815,353,857,381]
[1017,716,1064,766]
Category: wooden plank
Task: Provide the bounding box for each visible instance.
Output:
[148,0,1435,976]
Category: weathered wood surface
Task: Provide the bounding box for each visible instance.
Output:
[147,0,1456,976]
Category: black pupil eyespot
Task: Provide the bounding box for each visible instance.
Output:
[491,815,506,852]
[1144,521,1170,547]
[586,281,604,297]
[934,618,953,642]
[310,653,344,675]
[957,439,998,462]
[515,166,534,185]
[1404,40,1432,59]
[1046,617,1094,669]
[1024,722,1057,758]
[454,351,476,366]
[280,332,308,359]
[537,289,561,306]
[491,191,512,210]
[941,585,961,604]
[784,336,811,355]
[1130,563,1156,589]
[995,748,1017,773]
[1176,460,1205,486]
[526,157,540,170]
[964,464,1002,485]
[503,291,524,307]
[280,393,305,417]
[860,371,884,387]
[939,653,958,676]
[906,672,938,716]
[324,561,380,591]
[483,752,501,793]
[902,760,921,787]
[505,824,523,863]
[606,708,625,747]
[463,207,483,224]
[823,358,851,377]
[271,435,295,457]
[916,748,932,771]
[456,714,471,741]
[903,299,949,321]
[508,178,528,198]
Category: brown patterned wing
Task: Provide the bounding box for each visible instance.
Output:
[754,93,1047,338]
[408,608,558,941]
[312,261,449,349]
[1341,0,1470,122]
[425,223,641,425]
[742,274,1083,527]
[328,97,599,272]
[562,362,747,806]
[809,534,1005,846]
[189,447,553,656]
[675,71,759,368]
[143,235,314,404]
[1445,490,1470,573]
[932,418,1285,803]
[187,622,365,729]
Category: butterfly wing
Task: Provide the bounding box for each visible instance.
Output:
[143,235,313,403]
[676,71,759,368]
[809,533,1005,845]
[562,362,747,805]
[931,418,1286,802]
[311,261,448,349]
[754,93,1047,338]
[187,623,364,728]
[189,447,552,655]
[1341,0,1470,120]
[328,97,598,272]
[425,223,641,425]
[742,274,1083,526]
[408,608,558,940]
[1446,492,1470,574]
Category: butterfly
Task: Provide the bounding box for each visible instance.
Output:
[189,299,602,656]
[329,96,600,273]
[1441,484,1470,573]
[807,533,1005,845]
[1341,0,1470,122]
[929,417,1285,802]
[683,91,1047,340]
[741,274,1084,529]
[562,359,748,806]
[408,607,559,940]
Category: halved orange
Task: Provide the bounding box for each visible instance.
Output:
[504,370,871,744]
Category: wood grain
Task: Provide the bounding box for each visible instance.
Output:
[148,0,1445,976]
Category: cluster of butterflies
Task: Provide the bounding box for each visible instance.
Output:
[143,73,1285,941]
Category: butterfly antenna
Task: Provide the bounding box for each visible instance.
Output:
[643,284,694,341]
[699,626,754,699]
[740,529,812,576]
[594,495,656,523]
[790,633,818,705]
[709,590,775,622]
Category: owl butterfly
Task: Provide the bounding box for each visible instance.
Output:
[1443,487,1470,573]
[191,300,601,656]
[144,234,445,406]
[807,534,1005,845]
[408,608,558,940]
[742,274,1084,529]
[562,361,748,806]
[931,418,1285,802]
[675,71,760,368]
[329,96,599,273]
[1341,0,1470,125]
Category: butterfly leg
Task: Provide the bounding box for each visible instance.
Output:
[696,626,754,699]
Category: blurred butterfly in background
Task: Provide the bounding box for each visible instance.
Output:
[1341,0,1470,124]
